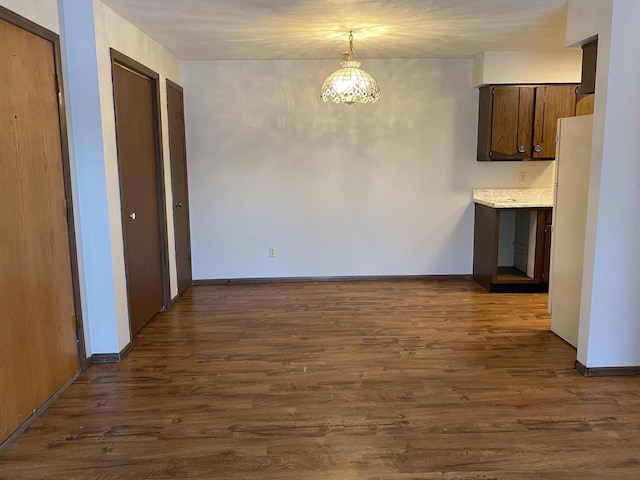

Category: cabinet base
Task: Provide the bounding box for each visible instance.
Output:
[488,283,549,293]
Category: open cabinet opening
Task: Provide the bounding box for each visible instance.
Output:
[497,210,538,284]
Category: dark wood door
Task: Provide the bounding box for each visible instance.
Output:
[478,86,534,161]
[472,203,499,290]
[576,90,595,116]
[535,208,554,284]
[491,86,520,159]
[167,80,192,295]
[581,39,598,95]
[0,16,78,444]
[112,59,165,336]
[532,85,577,159]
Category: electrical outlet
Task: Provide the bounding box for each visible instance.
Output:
[269,247,276,257]
[518,172,527,184]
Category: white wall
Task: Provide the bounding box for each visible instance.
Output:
[60,0,182,354]
[565,0,608,47]
[92,0,182,350]
[1,0,59,33]
[183,59,555,280]
[472,51,582,87]
[60,0,120,355]
[498,211,516,267]
[570,0,640,368]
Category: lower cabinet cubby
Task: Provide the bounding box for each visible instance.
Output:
[473,203,552,293]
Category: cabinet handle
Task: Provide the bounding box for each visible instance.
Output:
[534,145,542,153]
[517,145,526,153]
[175,202,183,208]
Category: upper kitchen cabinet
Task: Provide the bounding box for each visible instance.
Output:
[532,85,578,159]
[581,39,598,95]
[477,84,578,161]
[477,86,533,161]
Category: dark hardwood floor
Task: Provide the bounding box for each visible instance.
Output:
[2,280,640,479]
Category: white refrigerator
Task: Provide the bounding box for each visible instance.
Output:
[549,115,594,347]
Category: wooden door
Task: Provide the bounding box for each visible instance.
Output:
[534,208,553,283]
[472,203,499,290]
[476,86,492,161]
[0,15,79,444]
[478,86,534,161]
[515,87,535,158]
[581,39,598,95]
[167,80,192,295]
[533,85,578,159]
[491,86,520,159]
[576,91,595,116]
[112,54,167,336]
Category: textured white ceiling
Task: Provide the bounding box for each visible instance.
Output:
[100,0,569,60]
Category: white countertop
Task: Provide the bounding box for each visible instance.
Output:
[473,188,554,208]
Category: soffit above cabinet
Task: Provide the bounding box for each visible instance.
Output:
[473,51,582,87]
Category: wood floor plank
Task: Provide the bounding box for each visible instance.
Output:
[1,280,640,479]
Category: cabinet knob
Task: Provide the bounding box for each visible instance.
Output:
[129,212,136,220]
[517,145,527,153]
[175,202,183,208]
[534,145,542,153]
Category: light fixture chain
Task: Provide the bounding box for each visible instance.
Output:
[348,31,354,61]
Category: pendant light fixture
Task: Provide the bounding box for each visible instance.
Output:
[321,31,380,105]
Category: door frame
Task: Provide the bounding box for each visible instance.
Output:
[110,49,171,337]
[0,6,87,370]
[166,78,193,296]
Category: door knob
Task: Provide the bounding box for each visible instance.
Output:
[175,202,183,208]
[129,212,136,220]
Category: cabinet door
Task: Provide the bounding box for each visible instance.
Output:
[581,39,598,95]
[488,86,534,160]
[477,86,493,161]
[532,85,577,159]
[534,208,553,283]
[576,91,595,116]
[516,87,535,158]
[473,203,500,289]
